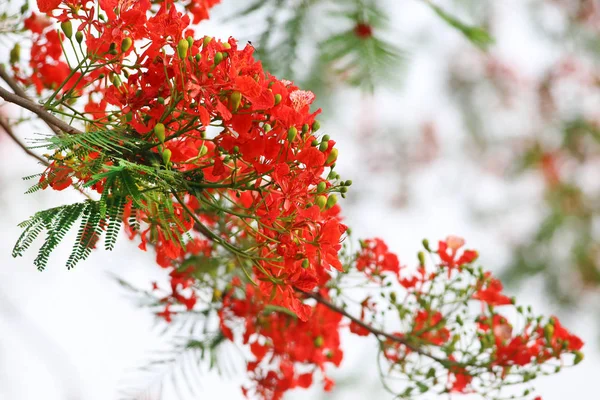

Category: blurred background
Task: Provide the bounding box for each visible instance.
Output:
[1,0,600,398]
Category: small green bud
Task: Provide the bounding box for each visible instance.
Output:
[302,259,309,269]
[316,181,327,193]
[418,251,426,266]
[154,122,166,143]
[232,145,239,154]
[187,36,194,48]
[544,324,555,343]
[121,37,133,52]
[195,54,201,62]
[312,120,321,131]
[157,97,165,104]
[302,124,309,134]
[319,141,329,152]
[199,144,208,157]
[574,351,584,365]
[61,20,73,39]
[287,126,297,142]
[112,75,122,87]
[222,42,231,50]
[230,90,242,112]
[263,123,272,132]
[213,52,224,65]
[314,336,324,348]
[274,93,282,105]
[75,31,84,43]
[344,180,353,186]
[422,239,430,251]
[322,134,330,141]
[203,36,212,47]
[9,43,20,64]
[311,140,318,147]
[207,73,214,78]
[340,186,348,193]
[109,42,117,51]
[177,39,189,59]
[315,195,327,209]
[162,149,172,166]
[326,148,338,164]
[326,194,338,209]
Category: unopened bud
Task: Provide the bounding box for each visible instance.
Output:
[9,44,20,64]
[317,181,327,193]
[422,239,430,251]
[302,259,309,269]
[322,134,330,141]
[574,351,584,365]
[157,97,165,104]
[302,124,309,134]
[315,195,327,209]
[274,93,282,105]
[213,52,224,65]
[162,149,172,166]
[75,31,84,43]
[544,324,555,343]
[287,126,297,142]
[326,148,338,165]
[198,144,208,157]
[177,39,189,59]
[418,251,426,266]
[154,123,166,143]
[186,36,194,48]
[314,336,324,347]
[61,20,73,39]
[222,42,231,50]
[326,194,338,209]
[312,120,321,131]
[319,141,329,152]
[195,54,201,62]
[121,37,132,52]
[263,123,272,132]
[230,90,242,112]
[112,75,122,87]
[344,180,352,186]
[203,36,212,47]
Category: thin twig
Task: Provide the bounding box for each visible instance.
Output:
[0,117,49,166]
[0,65,63,137]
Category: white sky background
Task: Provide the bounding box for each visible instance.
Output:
[0,0,598,399]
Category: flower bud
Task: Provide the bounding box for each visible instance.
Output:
[154,122,166,143]
[326,148,338,165]
[311,140,318,147]
[287,126,297,142]
[315,195,327,209]
[314,336,324,348]
[195,54,201,62]
[302,259,309,269]
[263,123,272,132]
[222,42,231,50]
[544,323,555,343]
[319,141,328,152]
[322,134,330,141]
[230,90,242,112]
[177,39,189,59]
[312,120,321,131]
[418,251,426,266]
[274,93,282,105]
[9,44,20,64]
[121,37,132,52]
[61,20,73,39]
[316,181,326,193]
[302,124,309,134]
[112,75,122,87]
[186,36,194,49]
[203,36,212,47]
[75,31,84,43]
[157,97,165,104]
[574,351,584,365]
[326,194,338,209]
[344,180,353,186]
[198,144,208,157]
[213,52,224,65]
[422,239,430,251]
[162,149,172,166]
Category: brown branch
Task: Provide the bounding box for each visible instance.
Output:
[0,65,63,137]
[0,117,49,166]
[299,290,453,367]
[0,86,83,136]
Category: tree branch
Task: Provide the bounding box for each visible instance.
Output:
[0,66,63,137]
[0,86,82,136]
[0,117,49,166]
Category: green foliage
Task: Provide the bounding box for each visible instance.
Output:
[427,1,494,50]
